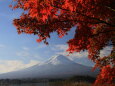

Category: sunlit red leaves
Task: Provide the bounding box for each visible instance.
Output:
[94,65,115,86]
[11,0,115,85]
[67,23,93,53]
[9,5,12,8]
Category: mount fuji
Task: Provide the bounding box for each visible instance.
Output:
[0,55,99,79]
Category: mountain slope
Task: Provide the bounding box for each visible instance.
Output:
[0,55,99,79]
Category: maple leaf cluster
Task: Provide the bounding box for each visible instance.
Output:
[94,65,115,86]
[11,0,115,85]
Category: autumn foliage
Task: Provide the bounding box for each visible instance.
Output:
[10,0,115,85]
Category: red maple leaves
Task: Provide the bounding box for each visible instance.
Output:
[10,0,115,85]
[94,65,115,86]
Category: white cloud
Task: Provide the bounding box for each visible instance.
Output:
[22,47,30,51]
[53,44,113,60]
[57,51,88,60]
[0,44,5,48]
[52,44,88,60]
[0,60,40,74]
[16,51,42,61]
[16,51,30,57]
[100,46,113,57]
[36,44,48,49]
[53,44,68,51]
[25,60,39,67]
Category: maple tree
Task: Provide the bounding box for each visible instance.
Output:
[10,0,115,85]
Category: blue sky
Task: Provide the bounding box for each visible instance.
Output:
[0,0,74,61]
[0,0,112,73]
[0,0,76,73]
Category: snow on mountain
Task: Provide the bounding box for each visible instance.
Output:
[73,58,95,67]
[45,55,76,65]
[0,55,99,79]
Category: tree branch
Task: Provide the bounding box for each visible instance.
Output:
[105,6,115,12]
[92,30,115,37]
[51,5,115,27]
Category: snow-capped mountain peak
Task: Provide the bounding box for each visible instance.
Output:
[46,55,75,65]
[0,55,99,79]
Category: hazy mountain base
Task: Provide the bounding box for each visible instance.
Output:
[0,81,92,86]
[0,76,95,86]
[49,81,92,86]
[0,82,92,86]
[49,76,94,86]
